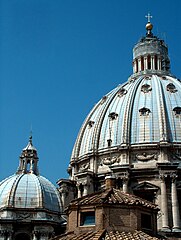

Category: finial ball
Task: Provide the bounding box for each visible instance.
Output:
[146,22,153,31]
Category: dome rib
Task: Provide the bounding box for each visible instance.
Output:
[155,75,170,142]
[125,77,144,145]
[8,174,23,208]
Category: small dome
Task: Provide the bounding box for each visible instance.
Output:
[0,136,62,213]
[0,173,62,212]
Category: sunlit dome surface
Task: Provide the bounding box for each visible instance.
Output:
[71,20,181,162]
[0,136,62,213]
[71,75,181,159]
[0,173,62,212]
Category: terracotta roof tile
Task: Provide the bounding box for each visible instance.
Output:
[105,230,160,239]
[52,230,105,240]
[52,230,161,240]
[69,188,158,210]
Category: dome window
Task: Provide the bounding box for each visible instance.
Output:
[173,107,181,115]
[108,112,118,120]
[162,76,167,80]
[167,83,177,93]
[88,120,95,128]
[141,84,152,93]
[107,139,112,147]
[145,75,151,80]
[139,107,151,116]
[117,88,127,97]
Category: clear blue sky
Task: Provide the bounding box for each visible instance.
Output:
[0,0,181,185]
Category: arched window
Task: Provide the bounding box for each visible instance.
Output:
[139,107,151,116]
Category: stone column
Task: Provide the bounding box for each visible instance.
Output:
[121,175,128,193]
[32,231,38,240]
[83,184,88,196]
[138,58,141,72]
[160,173,169,230]
[171,173,181,232]
[122,180,128,193]
[77,184,82,198]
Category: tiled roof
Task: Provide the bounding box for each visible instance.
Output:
[51,230,105,240]
[105,230,160,239]
[52,230,161,240]
[69,188,158,210]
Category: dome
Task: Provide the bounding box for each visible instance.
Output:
[69,18,181,178]
[71,74,181,160]
[0,173,62,212]
[58,17,181,236]
[0,136,62,213]
[0,136,65,238]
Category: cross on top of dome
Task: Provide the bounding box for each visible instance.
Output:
[145,13,153,34]
[145,13,152,23]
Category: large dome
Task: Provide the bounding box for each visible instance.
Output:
[69,19,181,174]
[58,18,181,236]
[0,173,61,212]
[72,74,181,160]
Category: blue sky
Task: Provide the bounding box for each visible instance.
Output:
[0,0,181,185]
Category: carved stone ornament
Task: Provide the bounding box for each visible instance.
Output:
[136,152,157,161]
[79,162,90,172]
[102,155,120,165]
[16,212,32,219]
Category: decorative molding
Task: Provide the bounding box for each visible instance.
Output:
[16,212,32,220]
[102,155,120,165]
[136,152,157,161]
[79,162,90,172]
